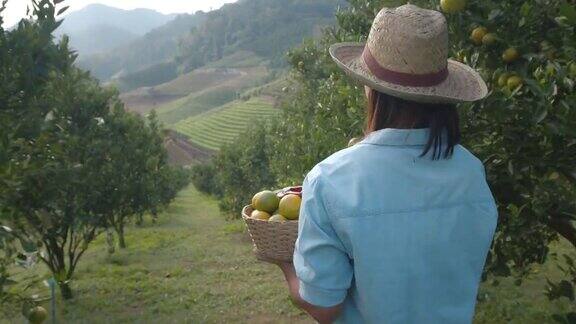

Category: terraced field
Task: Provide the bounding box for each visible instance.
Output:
[173,97,279,151]
[156,66,270,125]
[120,52,270,119]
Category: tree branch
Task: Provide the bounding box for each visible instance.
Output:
[67,226,75,278]
[68,227,96,278]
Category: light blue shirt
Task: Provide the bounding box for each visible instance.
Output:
[294,128,497,324]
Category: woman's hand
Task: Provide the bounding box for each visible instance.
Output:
[273,260,343,324]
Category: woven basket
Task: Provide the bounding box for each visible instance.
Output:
[242,205,298,262]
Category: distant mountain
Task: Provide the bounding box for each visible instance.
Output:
[77,12,207,81]
[56,4,176,56]
[176,0,346,72]
[79,0,345,90]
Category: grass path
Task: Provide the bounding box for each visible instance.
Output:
[2,185,574,323]
[3,186,312,323]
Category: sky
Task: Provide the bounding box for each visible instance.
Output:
[1,0,238,27]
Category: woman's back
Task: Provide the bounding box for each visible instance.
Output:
[278,5,497,324]
[294,128,497,323]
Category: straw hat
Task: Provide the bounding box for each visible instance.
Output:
[329,4,488,104]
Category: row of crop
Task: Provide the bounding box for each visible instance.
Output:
[173,98,280,150]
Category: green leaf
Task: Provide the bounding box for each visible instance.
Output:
[0,225,13,233]
[519,17,526,27]
[57,5,69,16]
[488,9,503,21]
[557,280,575,301]
[563,254,574,267]
[520,2,532,16]
[19,239,38,253]
[535,106,548,124]
[559,3,576,24]
[549,172,560,180]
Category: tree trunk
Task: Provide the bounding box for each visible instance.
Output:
[118,225,127,249]
[59,281,73,300]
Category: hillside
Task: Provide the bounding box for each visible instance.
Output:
[156,66,271,125]
[55,4,175,56]
[173,97,280,151]
[78,13,207,81]
[176,0,346,72]
[170,77,287,151]
[113,0,347,159]
[81,0,344,90]
[120,52,272,120]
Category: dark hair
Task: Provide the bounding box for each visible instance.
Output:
[365,89,461,160]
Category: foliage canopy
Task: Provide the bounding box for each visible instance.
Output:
[0,0,189,301]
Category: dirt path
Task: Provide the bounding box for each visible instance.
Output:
[165,130,214,165]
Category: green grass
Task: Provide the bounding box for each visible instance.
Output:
[474,241,576,323]
[172,97,280,151]
[2,186,311,323]
[1,185,574,323]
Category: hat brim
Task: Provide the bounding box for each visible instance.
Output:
[329,42,488,104]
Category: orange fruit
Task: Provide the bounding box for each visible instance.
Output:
[440,0,466,14]
[506,76,523,90]
[251,210,271,220]
[482,33,496,46]
[27,306,48,324]
[278,194,302,220]
[252,191,279,213]
[502,48,520,63]
[567,62,576,77]
[269,214,287,222]
[251,192,262,208]
[470,27,488,45]
[497,74,509,87]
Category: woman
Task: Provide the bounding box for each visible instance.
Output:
[273,4,497,324]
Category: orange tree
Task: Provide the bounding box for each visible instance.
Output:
[0,0,65,303]
[199,0,576,318]
[0,0,188,300]
[97,109,189,249]
[287,0,576,315]
[286,0,576,311]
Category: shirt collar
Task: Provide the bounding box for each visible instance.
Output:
[361,128,430,146]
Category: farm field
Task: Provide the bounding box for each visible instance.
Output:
[173,97,280,151]
[1,185,573,323]
[119,56,272,125]
[121,65,270,123]
[119,68,238,114]
[155,66,271,125]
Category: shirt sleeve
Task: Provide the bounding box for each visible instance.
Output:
[293,170,353,308]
